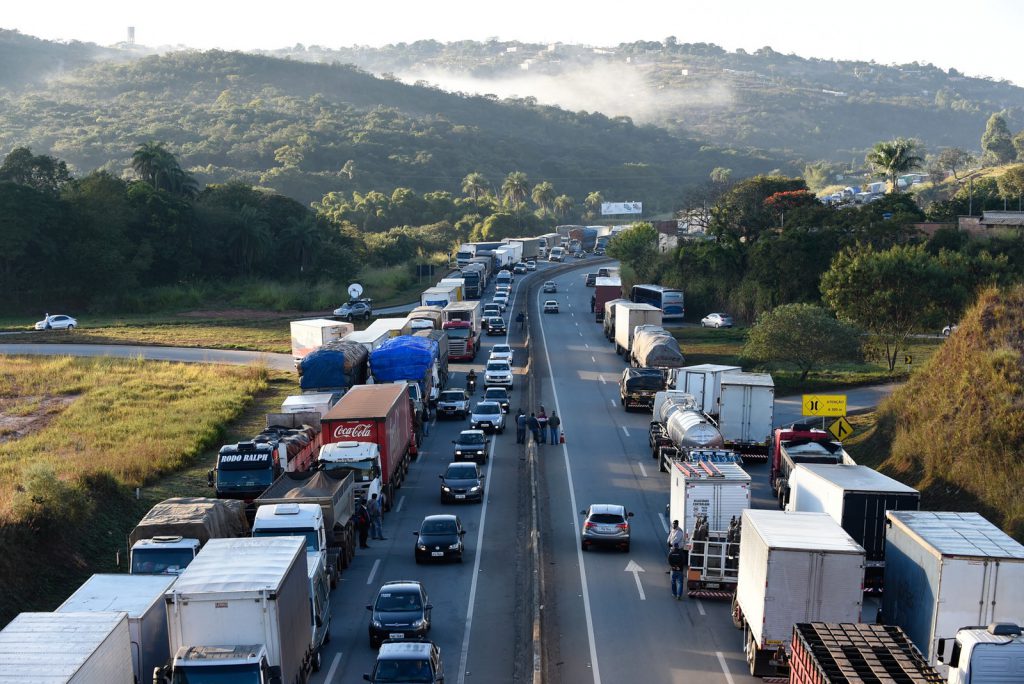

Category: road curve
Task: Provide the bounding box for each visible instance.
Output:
[0,343,295,372]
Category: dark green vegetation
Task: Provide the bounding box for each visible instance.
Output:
[852,286,1024,541]
[265,39,1024,161]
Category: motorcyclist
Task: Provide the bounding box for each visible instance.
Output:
[467,369,477,393]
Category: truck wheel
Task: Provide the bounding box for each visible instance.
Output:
[312,648,322,673]
[731,594,743,629]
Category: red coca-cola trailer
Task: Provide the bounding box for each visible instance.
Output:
[320,383,416,507]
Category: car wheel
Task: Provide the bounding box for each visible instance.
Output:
[581,541,588,551]
[701,322,706,327]
[415,556,422,565]
[622,543,630,553]
[66,325,75,331]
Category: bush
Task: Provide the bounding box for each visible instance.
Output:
[10,463,95,535]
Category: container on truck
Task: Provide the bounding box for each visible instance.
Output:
[369,335,438,418]
[786,463,919,592]
[437,278,465,301]
[343,328,391,354]
[289,319,354,366]
[469,256,492,283]
[788,623,943,684]
[129,497,250,575]
[253,470,358,578]
[305,550,332,673]
[57,574,176,684]
[280,393,337,417]
[507,237,540,260]
[298,340,369,393]
[769,423,856,508]
[733,509,866,677]
[0,611,133,684]
[156,537,313,684]
[603,297,630,340]
[630,324,685,368]
[320,383,415,510]
[613,302,662,356]
[649,390,726,471]
[939,623,1024,684]
[718,371,775,461]
[593,277,622,322]
[414,329,449,388]
[365,317,413,339]
[671,364,741,418]
[618,367,667,412]
[421,286,457,309]
[882,511,1024,670]
[406,305,445,332]
[460,263,486,299]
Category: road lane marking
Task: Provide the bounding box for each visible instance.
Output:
[637,462,647,478]
[591,356,596,363]
[584,343,589,349]
[536,285,602,684]
[599,375,606,385]
[395,495,406,512]
[325,652,343,683]
[659,515,669,533]
[610,399,616,406]
[716,651,736,684]
[696,599,706,616]
[456,435,497,684]
[621,425,630,437]
[366,559,380,585]
[625,560,646,600]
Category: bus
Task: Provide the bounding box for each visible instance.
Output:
[630,284,685,321]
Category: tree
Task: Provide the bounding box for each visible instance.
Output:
[802,161,833,191]
[865,138,923,193]
[500,171,529,210]
[996,165,1024,210]
[1014,131,1024,162]
[606,222,659,281]
[130,141,197,196]
[709,175,807,244]
[710,167,732,185]
[583,191,603,220]
[743,304,862,380]
[981,113,1015,165]
[531,181,556,217]
[0,147,72,195]
[461,172,488,201]
[553,194,574,219]
[931,147,974,183]
[820,244,954,372]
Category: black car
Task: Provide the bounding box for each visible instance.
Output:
[365,641,444,684]
[483,387,510,413]
[585,273,597,287]
[439,462,485,503]
[366,581,432,648]
[414,514,466,563]
[486,317,507,336]
[452,429,489,464]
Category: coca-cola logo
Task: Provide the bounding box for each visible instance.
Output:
[333,423,373,439]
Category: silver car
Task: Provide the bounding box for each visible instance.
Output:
[580,504,634,552]
[470,401,505,434]
[700,313,733,328]
[34,314,77,330]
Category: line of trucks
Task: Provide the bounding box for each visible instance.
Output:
[641,384,1024,682]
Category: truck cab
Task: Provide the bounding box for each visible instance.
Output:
[130,535,200,575]
[442,320,478,361]
[940,623,1024,683]
[317,441,383,503]
[158,644,282,684]
[252,504,329,581]
[769,423,852,508]
[306,552,332,673]
[209,441,281,502]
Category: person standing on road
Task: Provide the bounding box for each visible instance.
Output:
[368,493,385,540]
[515,409,527,444]
[547,410,561,444]
[527,413,541,445]
[536,406,548,444]
[355,498,370,548]
[669,543,688,600]
[590,295,596,313]
[667,519,685,550]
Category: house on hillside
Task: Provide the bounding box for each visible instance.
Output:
[958,211,1024,236]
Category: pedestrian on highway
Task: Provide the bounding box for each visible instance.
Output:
[536,407,548,444]
[548,411,561,444]
[669,543,688,600]
[368,493,385,540]
[355,498,370,548]
[590,295,596,313]
[516,409,527,444]
[527,413,541,445]
[667,519,685,551]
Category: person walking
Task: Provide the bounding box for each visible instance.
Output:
[548,411,561,444]
[515,409,527,444]
[355,498,371,548]
[669,543,688,600]
[590,295,596,313]
[536,407,548,444]
[368,493,385,540]
[527,413,541,445]
[667,519,685,550]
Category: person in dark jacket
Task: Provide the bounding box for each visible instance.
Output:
[527,413,541,445]
[355,498,371,548]
[515,409,527,444]
[548,411,561,444]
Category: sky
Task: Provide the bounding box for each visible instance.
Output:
[4,0,1023,86]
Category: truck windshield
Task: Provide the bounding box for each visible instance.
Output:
[173,664,261,684]
[216,469,274,489]
[446,328,470,339]
[131,548,195,575]
[253,529,319,553]
[323,456,377,481]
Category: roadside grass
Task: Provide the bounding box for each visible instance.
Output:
[670,325,943,395]
[2,322,293,353]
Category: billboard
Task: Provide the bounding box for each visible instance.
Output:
[601,201,642,215]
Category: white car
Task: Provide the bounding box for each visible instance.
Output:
[495,284,511,296]
[700,313,733,328]
[470,401,506,434]
[543,281,557,293]
[484,359,514,388]
[489,344,514,365]
[543,300,559,314]
[942,324,959,337]
[526,261,537,271]
[34,314,77,330]
[492,294,509,311]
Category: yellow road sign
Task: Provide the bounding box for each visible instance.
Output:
[828,416,854,441]
[802,394,848,417]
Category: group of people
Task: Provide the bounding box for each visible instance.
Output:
[514,406,561,446]
[667,519,689,600]
[354,492,385,548]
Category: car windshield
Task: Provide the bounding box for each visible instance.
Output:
[493,345,510,354]
[489,318,503,327]
[440,392,464,402]
[589,513,624,524]
[445,464,478,479]
[486,362,508,371]
[459,432,485,445]
[485,389,507,400]
[421,520,457,534]
[375,590,422,612]
[475,403,500,416]
[372,659,434,683]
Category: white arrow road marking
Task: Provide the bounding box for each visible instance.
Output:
[625,560,646,600]
[696,599,706,616]
[591,356,596,363]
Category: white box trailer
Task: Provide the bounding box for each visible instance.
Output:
[669,459,751,545]
[57,573,176,684]
[0,611,133,684]
[882,511,1024,668]
[344,328,391,353]
[613,302,662,356]
[421,287,458,308]
[735,509,865,677]
[437,278,465,301]
[161,537,312,684]
[290,319,355,364]
[673,364,741,417]
[281,393,337,417]
[718,371,774,461]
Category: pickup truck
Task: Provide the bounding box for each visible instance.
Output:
[436,389,470,420]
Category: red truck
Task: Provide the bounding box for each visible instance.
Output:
[443,301,481,361]
[768,423,854,509]
[593,276,622,322]
[320,383,416,509]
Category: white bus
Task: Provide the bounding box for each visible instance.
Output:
[630,284,684,321]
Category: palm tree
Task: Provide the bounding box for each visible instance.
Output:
[461,172,489,201]
[131,141,172,187]
[501,171,530,210]
[584,191,604,220]
[231,205,271,275]
[866,138,923,193]
[531,181,556,217]
[281,215,321,273]
[553,194,574,219]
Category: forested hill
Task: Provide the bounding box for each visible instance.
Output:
[0,43,782,208]
[0,29,131,89]
[264,39,1024,162]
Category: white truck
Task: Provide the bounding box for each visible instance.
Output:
[280,393,337,417]
[939,623,1024,683]
[733,509,866,677]
[344,328,391,353]
[672,364,741,418]
[289,319,354,366]
[613,302,662,357]
[156,537,313,684]
[318,440,384,503]
[57,573,176,684]
[364,317,412,339]
[0,611,134,684]
[437,277,466,301]
[883,511,1024,671]
[421,286,459,308]
[669,459,750,598]
[128,497,250,576]
[717,371,775,461]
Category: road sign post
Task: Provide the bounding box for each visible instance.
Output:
[801,394,847,417]
[828,416,854,441]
